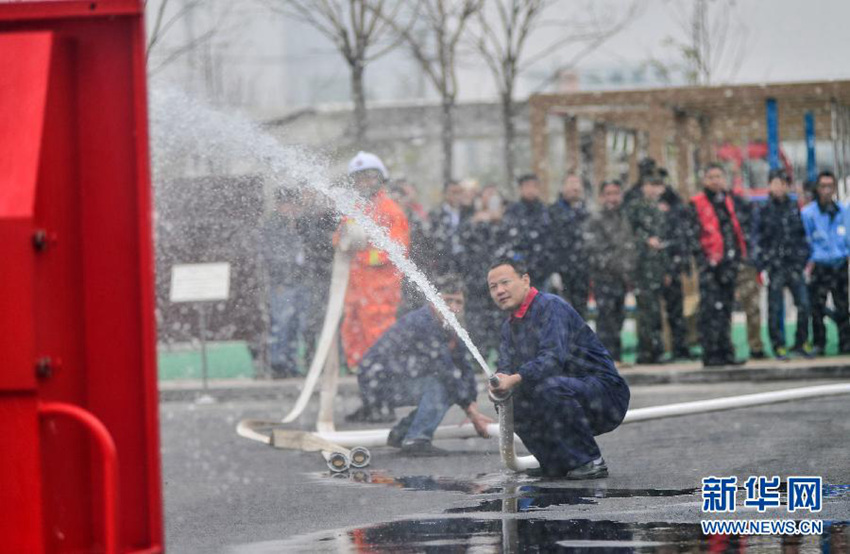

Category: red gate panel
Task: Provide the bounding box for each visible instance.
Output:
[0,2,163,552]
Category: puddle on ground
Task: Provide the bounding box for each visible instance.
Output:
[446,484,698,513]
[319,470,850,509]
[284,472,850,552]
[237,518,850,552]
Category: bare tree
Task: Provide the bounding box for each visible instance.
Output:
[375,0,484,183]
[471,0,639,183]
[263,0,414,145]
[660,0,749,86]
[145,0,240,81]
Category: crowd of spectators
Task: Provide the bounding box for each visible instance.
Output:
[261,156,850,374]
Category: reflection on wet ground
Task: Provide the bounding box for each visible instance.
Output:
[318,469,696,498]
[320,518,850,554]
[445,483,699,514]
[280,471,850,552]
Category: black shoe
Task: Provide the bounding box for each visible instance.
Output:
[703,357,745,368]
[387,426,405,448]
[400,440,446,457]
[345,405,397,423]
[344,405,371,422]
[564,457,608,480]
[525,467,544,477]
[366,407,396,423]
[673,349,694,361]
[270,363,297,379]
[750,350,767,360]
[790,344,815,359]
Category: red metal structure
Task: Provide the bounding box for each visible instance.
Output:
[716,141,795,199]
[0,1,163,552]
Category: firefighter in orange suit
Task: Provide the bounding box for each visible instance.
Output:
[337,152,410,382]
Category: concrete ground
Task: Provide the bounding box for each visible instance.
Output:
[159,378,850,553]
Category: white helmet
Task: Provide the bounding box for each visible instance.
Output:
[347,151,389,180]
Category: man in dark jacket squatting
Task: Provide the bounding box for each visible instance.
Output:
[356,274,494,455]
[487,258,630,479]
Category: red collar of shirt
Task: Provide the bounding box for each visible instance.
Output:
[512,287,539,320]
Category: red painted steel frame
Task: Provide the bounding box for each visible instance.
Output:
[39,403,120,554]
[0,1,163,552]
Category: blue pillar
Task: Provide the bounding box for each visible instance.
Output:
[805,111,817,182]
[766,98,779,170]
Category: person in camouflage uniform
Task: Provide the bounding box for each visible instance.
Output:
[627,171,670,364]
[584,180,637,363]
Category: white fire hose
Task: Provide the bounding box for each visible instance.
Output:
[301,381,850,472]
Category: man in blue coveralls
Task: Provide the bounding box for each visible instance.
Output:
[487,258,630,479]
[356,274,494,455]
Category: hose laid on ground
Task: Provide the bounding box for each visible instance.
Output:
[308,381,850,471]
[280,249,350,424]
[236,419,365,473]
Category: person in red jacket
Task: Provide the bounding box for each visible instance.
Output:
[688,163,748,367]
[338,152,410,415]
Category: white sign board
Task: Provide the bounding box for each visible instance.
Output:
[170,263,231,303]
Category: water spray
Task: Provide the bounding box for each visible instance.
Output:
[152,89,850,473]
[150,86,493,381]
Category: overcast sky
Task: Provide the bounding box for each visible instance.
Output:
[413,0,850,103]
[147,0,850,111]
[582,0,850,84]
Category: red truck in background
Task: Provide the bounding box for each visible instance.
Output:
[716,141,796,201]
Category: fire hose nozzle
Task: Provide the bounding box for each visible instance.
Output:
[349,446,371,469]
[488,374,513,404]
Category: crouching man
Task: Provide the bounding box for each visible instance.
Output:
[487,258,630,479]
[356,274,494,455]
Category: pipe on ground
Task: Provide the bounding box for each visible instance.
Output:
[313,382,850,471]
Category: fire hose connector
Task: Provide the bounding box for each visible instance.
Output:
[349,446,371,469]
[325,451,350,473]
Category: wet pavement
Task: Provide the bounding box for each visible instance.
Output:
[234,471,849,552]
[159,380,850,552]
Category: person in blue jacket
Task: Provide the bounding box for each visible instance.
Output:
[355,274,494,455]
[487,258,630,479]
[801,171,850,354]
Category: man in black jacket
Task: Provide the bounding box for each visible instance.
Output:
[427,180,471,275]
[549,172,590,318]
[658,173,693,360]
[754,169,812,359]
[501,174,552,287]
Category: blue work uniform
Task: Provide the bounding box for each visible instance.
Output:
[497,288,630,473]
[357,306,478,442]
